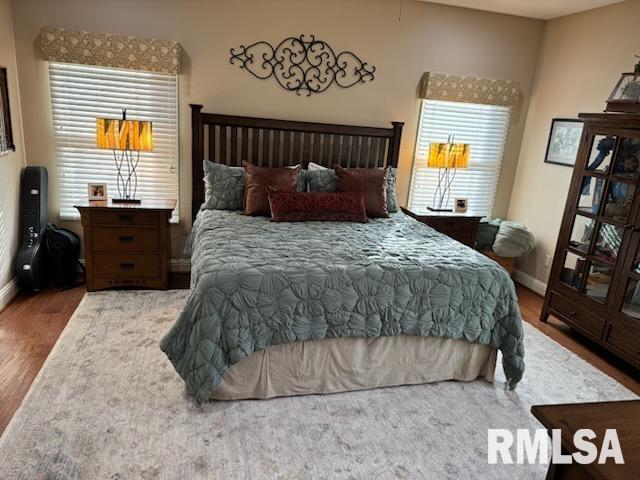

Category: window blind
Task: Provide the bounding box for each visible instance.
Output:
[49,63,179,221]
[408,99,511,216]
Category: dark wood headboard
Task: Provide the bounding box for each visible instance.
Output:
[190,104,404,221]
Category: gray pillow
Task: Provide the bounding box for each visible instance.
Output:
[476,218,501,251]
[304,169,338,192]
[386,167,398,213]
[492,221,535,258]
[202,160,244,210]
[202,160,307,210]
[303,166,398,213]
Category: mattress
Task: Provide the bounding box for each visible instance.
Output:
[161,210,524,402]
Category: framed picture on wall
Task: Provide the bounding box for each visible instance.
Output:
[544,118,584,167]
[0,67,15,154]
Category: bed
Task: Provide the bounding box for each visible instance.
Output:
[160,106,525,402]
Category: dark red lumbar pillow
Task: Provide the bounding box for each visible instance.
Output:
[334,165,390,218]
[267,190,368,223]
[243,162,301,216]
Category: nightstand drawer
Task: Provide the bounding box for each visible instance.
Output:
[426,218,477,232]
[90,210,160,226]
[91,227,160,253]
[93,254,161,279]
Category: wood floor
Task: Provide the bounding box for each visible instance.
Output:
[0,282,638,436]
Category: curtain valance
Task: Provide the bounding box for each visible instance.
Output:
[419,72,521,107]
[41,26,180,74]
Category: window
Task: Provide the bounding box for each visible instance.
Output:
[408,99,511,216]
[49,63,179,221]
[0,67,15,155]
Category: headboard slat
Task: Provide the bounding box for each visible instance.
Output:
[229,128,238,166]
[190,105,404,221]
[240,127,249,162]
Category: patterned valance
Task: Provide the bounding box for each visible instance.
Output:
[41,27,180,75]
[419,72,521,107]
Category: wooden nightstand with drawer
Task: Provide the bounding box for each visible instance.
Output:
[75,199,176,292]
[401,207,482,248]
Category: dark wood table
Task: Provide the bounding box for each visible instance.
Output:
[531,400,640,480]
[401,207,482,247]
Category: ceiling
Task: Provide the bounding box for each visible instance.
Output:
[418,0,624,20]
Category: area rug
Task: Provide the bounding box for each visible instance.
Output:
[0,291,636,479]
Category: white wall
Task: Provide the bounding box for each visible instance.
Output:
[507,0,640,285]
[0,0,25,306]
[10,0,544,257]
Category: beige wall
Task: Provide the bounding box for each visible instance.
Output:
[10,0,543,258]
[507,0,640,285]
[0,0,25,293]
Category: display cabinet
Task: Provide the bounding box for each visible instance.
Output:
[542,113,640,369]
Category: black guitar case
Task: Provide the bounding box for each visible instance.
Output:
[15,166,48,292]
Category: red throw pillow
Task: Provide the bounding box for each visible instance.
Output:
[267,190,368,223]
[334,165,390,218]
[243,162,301,216]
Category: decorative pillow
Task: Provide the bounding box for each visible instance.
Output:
[476,218,501,251]
[307,162,398,213]
[334,165,390,218]
[243,162,301,216]
[304,169,338,193]
[386,167,398,213]
[268,190,368,223]
[202,160,244,210]
[307,162,329,171]
[492,221,536,258]
[296,170,308,193]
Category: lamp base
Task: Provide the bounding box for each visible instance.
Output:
[112,198,142,204]
[427,206,453,212]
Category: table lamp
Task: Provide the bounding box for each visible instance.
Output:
[96,109,153,203]
[426,136,470,212]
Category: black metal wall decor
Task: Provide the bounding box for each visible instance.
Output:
[230,34,375,96]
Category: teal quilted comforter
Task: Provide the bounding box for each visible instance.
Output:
[161,211,525,402]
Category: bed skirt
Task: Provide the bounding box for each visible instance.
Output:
[212,336,497,400]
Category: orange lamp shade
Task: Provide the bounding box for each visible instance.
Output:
[427,142,470,169]
[96,118,153,151]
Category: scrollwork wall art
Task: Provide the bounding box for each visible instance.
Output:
[230,34,375,96]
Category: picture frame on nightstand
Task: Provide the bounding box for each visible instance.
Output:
[87,183,107,201]
[454,198,468,213]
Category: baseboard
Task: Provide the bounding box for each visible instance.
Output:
[513,269,547,296]
[79,259,191,273]
[0,278,19,312]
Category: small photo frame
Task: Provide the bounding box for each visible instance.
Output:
[544,118,584,167]
[88,183,107,201]
[454,197,468,213]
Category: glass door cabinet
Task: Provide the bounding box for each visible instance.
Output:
[543,114,640,370]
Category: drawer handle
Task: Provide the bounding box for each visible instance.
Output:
[118,235,135,243]
[119,262,135,270]
[117,214,134,222]
[568,310,577,316]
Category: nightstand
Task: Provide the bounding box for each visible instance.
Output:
[401,207,482,247]
[75,199,176,292]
